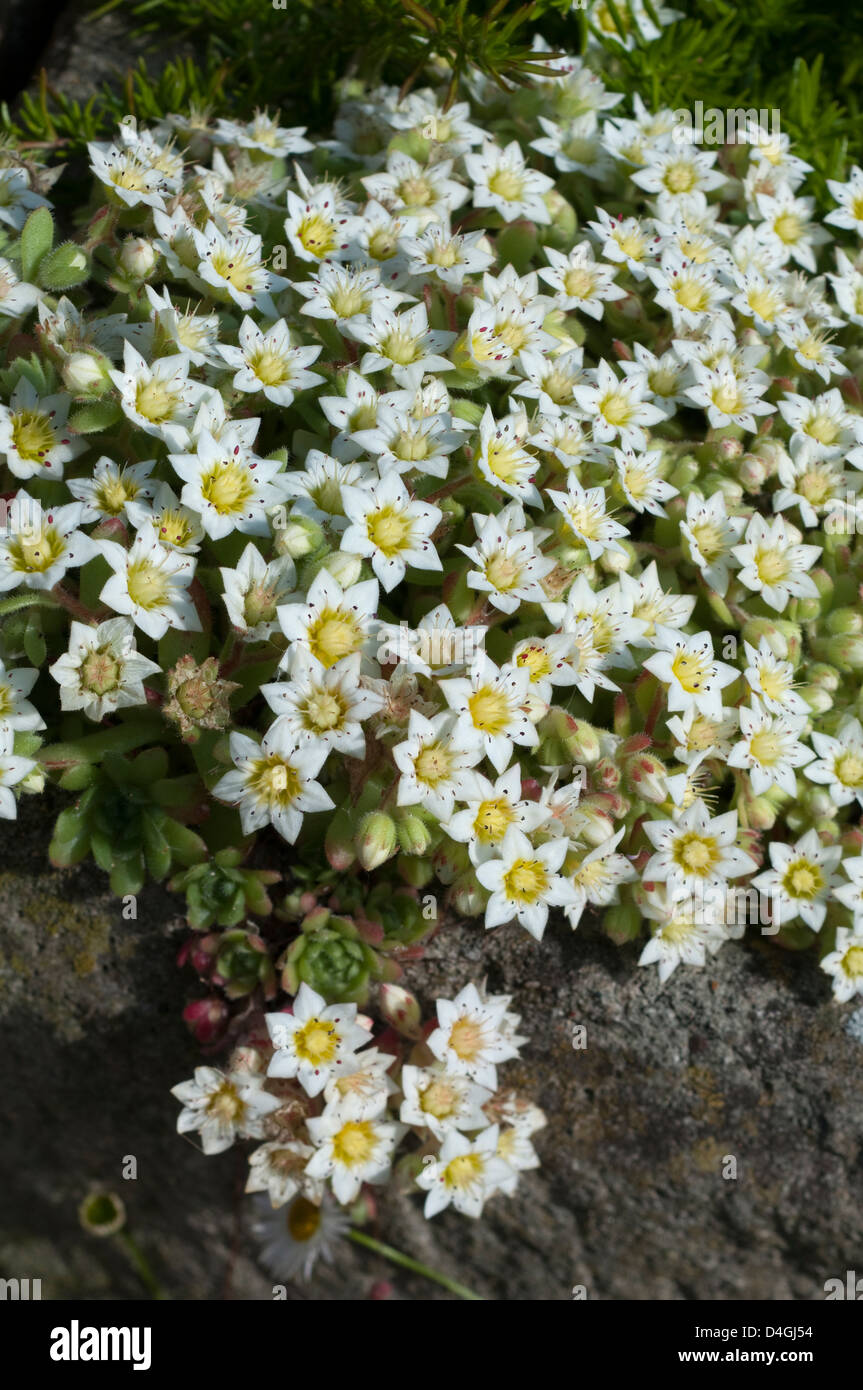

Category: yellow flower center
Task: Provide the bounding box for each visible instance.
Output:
[443,1153,484,1189]
[206,1081,243,1122]
[615,228,645,259]
[286,1196,321,1242]
[248,755,302,806]
[330,284,369,318]
[843,945,863,979]
[297,212,337,257]
[399,176,433,207]
[448,1016,484,1061]
[796,335,826,363]
[304,690,345,732]
[414,741,454,787]
[210,247,258,292]
[474,796,515,844]
[565,268,597,301]
[690,520,724,562]
[516,644,551,681]
[429,241,460,269]
[485,439,526,484]
[251,348,291,386]
[675,278,710,313]
[294,1017,339,1064]
[368,227,400,261]
[488,167,524,202]
[503,857,549,902]
[747,285,780,320]
[836,751,863,788]
[135,377,180,423]
[758,666,789,700]
[111,163,148,192]
[97,475,139,514]
[806,412,839,446]
[468,686,511,734]
[11,410,56,462]
[80,649,121,695]
[495,318,528,350]
[367,505,411,555]
[783,859,823,899]
[599,390,632,426]
[331,1120,377,1167]
[200,460,254,515]
[664,162,697,194]
[155,508,197,548]
[673,832,718,875]
[661,914,700,946]
[773,212,802,245]
[126,556,172,610]
[9,524,65,574]
[749,729,784,766]
[574,858,608,893]
[712,381,743,415]
[420,1078,458,1120]
[754,548,789,585]
[671,648,712,695]
[395,430,429,462]
[307,608,363,668]
[381,330,420,366]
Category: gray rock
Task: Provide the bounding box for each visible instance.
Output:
[1,793,860,1301]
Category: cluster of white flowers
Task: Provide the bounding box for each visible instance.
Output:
[5,13,863,1269]
[172,980,542,1220]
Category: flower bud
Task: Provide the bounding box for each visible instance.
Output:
[19,765,46,795]
[542,707,601,764]
[449,397,485,428]
[397,855,435,888]
[805,662,840,692]
[737,453,769,492]
[450,870,486,917]
[325,807,357,871]
[274,514,324,559]
[803,786,836,819]
[569,799,616,847]
[826,633,863,674]
[603,899,642,945]
[396,809,434,856]
[432,839,471,885]
[183,995,230,1045]
[750,437,790,478]
[669,455,700,489]
[798,684,833,715]
[741,617,802,666]
[593,756,621,791]
[378,983,422,1039]
[119,236,157,279]
[496,219,539,274]
[624,752,668,803]
[62,349,112,397]
[318,550,363,587]
[826,606,863,636]
[356,811,398,870]
[598,540,636,575]
[541,189,577,249]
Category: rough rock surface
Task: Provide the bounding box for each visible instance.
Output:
[2,793,862,1301]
